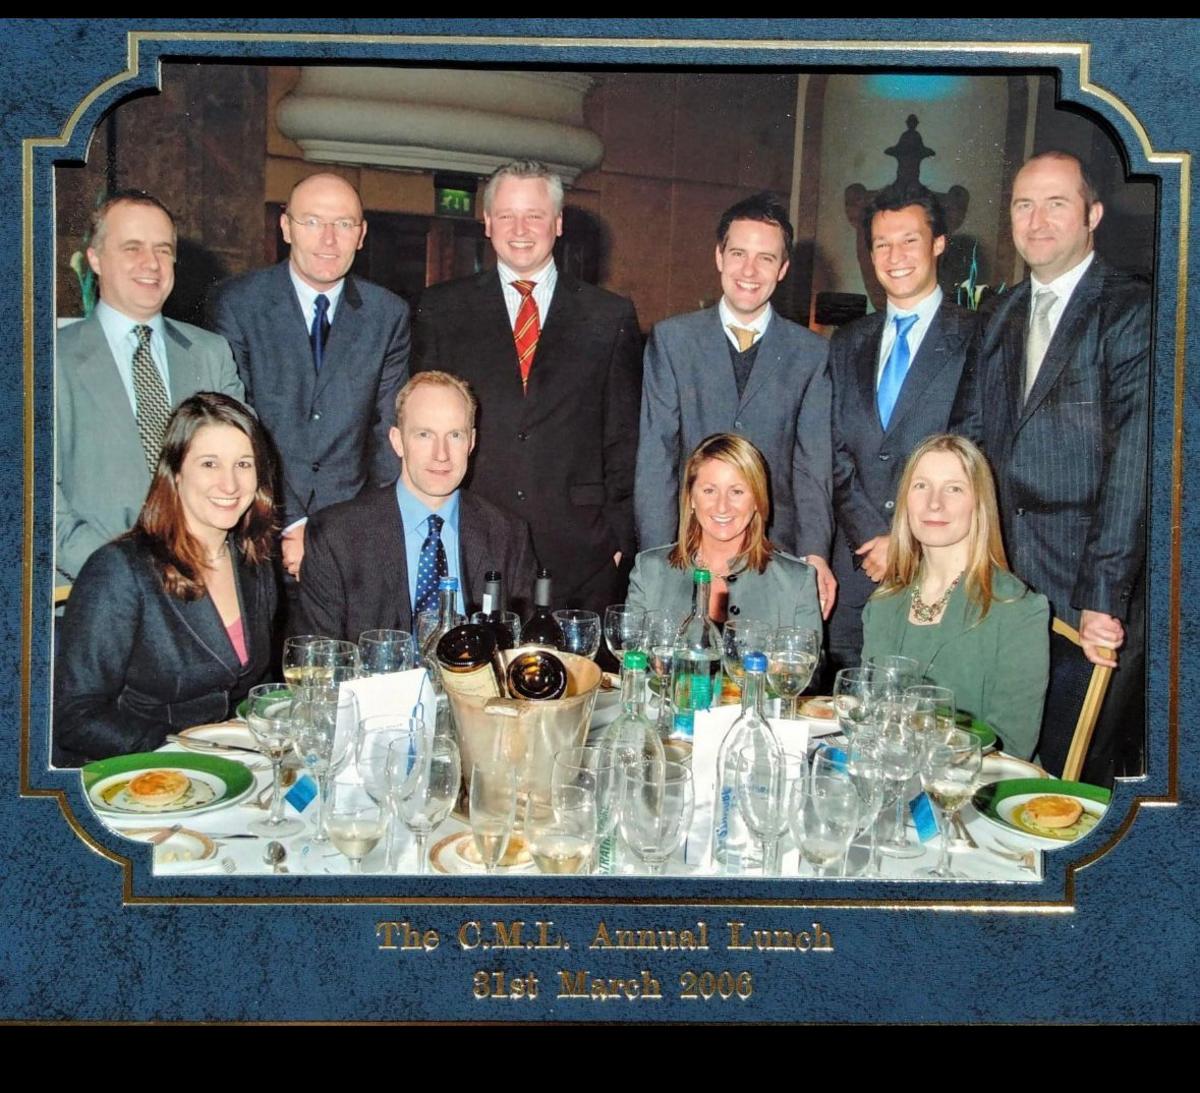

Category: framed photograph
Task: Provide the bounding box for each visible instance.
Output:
[5,19,1195,1023]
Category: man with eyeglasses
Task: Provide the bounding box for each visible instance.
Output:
[209,173,410,579]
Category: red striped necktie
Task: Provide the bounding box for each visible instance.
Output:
[512,279,540,393]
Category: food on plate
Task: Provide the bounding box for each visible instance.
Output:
[800,696,836,720]
[127,769,190,807]
[1024,794,1082,828]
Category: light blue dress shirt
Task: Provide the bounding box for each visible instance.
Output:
[95,300,172,410]
[395,478,462,616]
[288,265,345,327]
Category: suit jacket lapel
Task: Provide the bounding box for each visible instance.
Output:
[853,313,887,434]
[268,262,318,400]
[372,488,410,631]
[457,492,487,612]
[1019,263,1102,422]
[738,312,782,410]
[1000,284,1030,430]
[164,561,243,681]
[698,306,741,410]
[314,273,361,402]
[70,317,142,440]
[529,273,579,402]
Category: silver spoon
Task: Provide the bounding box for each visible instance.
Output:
[264,841,288,874]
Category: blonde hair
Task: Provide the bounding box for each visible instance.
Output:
[395,371,478,431]
[668,433,775,574]
[875,434,1010,620]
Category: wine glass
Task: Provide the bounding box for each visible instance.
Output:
[470,610,522,647]
[645,611,678,732]
[604,605,648,663]
[790,774,860,877]
[813,737,886,876]
[469,762,518,874]
[358,629,416,675]
[307,639,361,696]
[416,608,464,650]
[722,618,772,695]
[875,711,924,859]
[524,785,597,875]
[866,654,925,691]
[904,685,958,745]
[618,759,694,875]
[735,749,805,876]
[766,627,820,719]
[552,610,601,659]
[244,683,305,838]
[832,667,896,741]
[552,745,622,874]
[288,688,355,846]
[919,728,982,879]
[327,779,387,873]
[282,634,326,691]
[390,730,461,875]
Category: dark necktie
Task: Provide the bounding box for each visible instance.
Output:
[876,313,919,429]
[413,513,448,619]
[310,293,331,373]
[512,280,540,393]
[131,324,171,471]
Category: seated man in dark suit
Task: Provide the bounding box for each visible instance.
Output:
[295,371,536,642]
[827,183,979,673]
[209,172,410,580]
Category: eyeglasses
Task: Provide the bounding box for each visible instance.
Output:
[286,214,363,234]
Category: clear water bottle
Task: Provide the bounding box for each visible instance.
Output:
[712,652,783,873]
[675,568,723,712]
[600,650,667,771]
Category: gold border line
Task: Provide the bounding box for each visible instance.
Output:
[19,30,1189,913]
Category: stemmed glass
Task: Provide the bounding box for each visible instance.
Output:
[358,629,416,676]
[389,730,461,875]
[469,762,518,874]
[244,683,305,837]
[767,627,820,719]
[875,712,924,859]
[282,634,326,691]
[358,713,423,861]
[790,774,861,877]
[618,759,694,875]
[866,655,925,691]
[524,785,597,875]
[735,749,805,876]
[470,611,522,647]
[722,619,772,696]
[552,745,622,874]
[832,667,897,741]
[288,688,355,846]
[813,738,886,876]
[645,611,678,733]
[552,610,602,659]
[604,605,648,664]
[327,779,387,873]
[919,728,982,879]
[904,685,958,745]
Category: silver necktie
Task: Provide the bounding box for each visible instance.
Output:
[1024,289,1057,399]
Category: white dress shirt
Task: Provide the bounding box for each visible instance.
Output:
[875,286,943,383]
[497,259,557,328]
[718,296,774,351]
[1028,250,1095,339]
[95,301,172,411]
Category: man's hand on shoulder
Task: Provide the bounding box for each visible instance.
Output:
[1078,609,1123,668]
[855,535,890,583]
[282,524,306,579]
[805,555,837,620]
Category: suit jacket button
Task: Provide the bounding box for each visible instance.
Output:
[728,604,740,615]
[884,500,895,511]
[734,420,743,429]
[879,452,891,461]
[726,574,738,584]
[517,431,528,441]
[1016,507,1026,516]
[311,411,321,421]
[516,490,526,501]
[312,462,320,472]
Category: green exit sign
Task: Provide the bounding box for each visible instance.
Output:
[437,188,474,218]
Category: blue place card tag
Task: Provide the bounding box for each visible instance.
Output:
[820,745,848,772]
[285,773,318,814]
[910,792,938,843]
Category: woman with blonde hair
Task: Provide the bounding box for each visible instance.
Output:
[861,434,1049,759]
[627,433,820,629]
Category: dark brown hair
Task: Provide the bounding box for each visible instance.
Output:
[130,392,276,600]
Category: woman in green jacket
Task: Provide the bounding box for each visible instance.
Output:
[861,434,1049,760]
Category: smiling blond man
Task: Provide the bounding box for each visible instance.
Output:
[56,190,245,583]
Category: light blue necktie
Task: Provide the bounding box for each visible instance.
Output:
[877,313,919,429]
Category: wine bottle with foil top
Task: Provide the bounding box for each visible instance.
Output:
[506,649,569,701]
[712,652,784,874]
[419,576,461,676]
[435,623,507,699]
[480,569,515,650]
[673,568,723,727]
[522,568,566,649]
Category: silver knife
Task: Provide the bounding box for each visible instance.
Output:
[165,734,263,757]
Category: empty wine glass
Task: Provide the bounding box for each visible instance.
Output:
[469,762,518,874]
[416,609,464,649]
[875,712,924,859]
[813,737,886,876]
[327,779,387,873]
[288,688,355,846]
[645,611,678,732]
[767,627,820,719]
[790,774,860,877]
[832,666,897,741]
[244,683,305,838]
[866,654,925,691]
[919,728,982,879]
[552,610,602,659]
[552,745,622,873]
[618,759,694,875]
[722,618,772,696]
[904,685,958,745]
[604,605,648,663]
[358,629,416,676]
[524,785,597,875]
[390,730,461,875]
[735,749,805,876]
[470,610,522,647]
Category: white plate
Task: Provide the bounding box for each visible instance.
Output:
[175,721,259,753]
[117,826,218,865]
[88,767,252,819]
[430,831,538,875]
[981,792,1107,850]
[979,753,1049,784]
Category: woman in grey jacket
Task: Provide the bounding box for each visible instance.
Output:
[627,433,820,632]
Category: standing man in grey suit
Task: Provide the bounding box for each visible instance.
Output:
[56,190,245,584]
[635,194,835,616]
[953,151,1151,784]
[296,371,536,642]
[826,183,979,672]
[209,173,410,580]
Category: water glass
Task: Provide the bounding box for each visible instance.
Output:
[790,774,860,877]
[470,611,522,647]
[552,745,622,872]
[604,605,648,663]
[919,728,982,879]
[735,749,806,876]
[524,785,597,875]
[618,759,694,875]
[722,618,772,693]
[390,731,461,875]
[469,762,518,874]
[767,627,820,719]
[327,779,386,873]
[358,629,416,675]
[553,610,602,659]
[244,683,304,838]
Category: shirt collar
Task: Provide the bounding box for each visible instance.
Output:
[1030,250,1094,299]
[718,297,774,338]
[885,284,943,325]
[497,258,557,289]
[95,299,166,340]
[288,264,346,322]
[395,476,461,538]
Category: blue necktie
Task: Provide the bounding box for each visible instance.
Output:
[310,293,330,373]
[413,513,448,619]
[877,313,919,429]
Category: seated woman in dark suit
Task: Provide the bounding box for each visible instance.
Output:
[627,433,820,630]
[54,392,279,766]
[861,434,1049,760]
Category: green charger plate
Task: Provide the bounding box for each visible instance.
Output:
[82,751,255,818]
[972,777,1111,849]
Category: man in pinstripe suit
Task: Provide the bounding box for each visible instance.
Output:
[953,151,1151,784]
